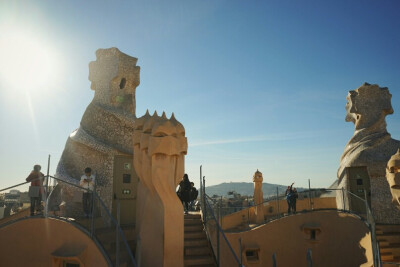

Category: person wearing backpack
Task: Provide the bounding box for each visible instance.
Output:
[189,182,198,211]
[178,174,191,214]
[290,188,299,214]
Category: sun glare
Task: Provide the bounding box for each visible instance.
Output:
[0,27,60,94]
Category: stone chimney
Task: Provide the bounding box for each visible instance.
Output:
[253,169,264,224]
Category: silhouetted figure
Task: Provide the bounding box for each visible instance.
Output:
[178,174,191,214]
[189,182,198,211]
[26,165,44,216]
[290,188,298,213]
[285,182,294,214]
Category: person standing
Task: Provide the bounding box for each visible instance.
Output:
[80,167,95,218]
[291,188,299,214]
[26,165,45,216]
[285,182,294,214]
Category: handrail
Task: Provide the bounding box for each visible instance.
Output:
[0,176,44,193]
[203,183,381,267]
[206,194,218,204]
[0,176,137,267]
[212,188,368,211]
[47,175,137,267]
[204,194,241,266]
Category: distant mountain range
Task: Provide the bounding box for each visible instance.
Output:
[204,182,307,198]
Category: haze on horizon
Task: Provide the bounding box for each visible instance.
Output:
[0,0,399,190]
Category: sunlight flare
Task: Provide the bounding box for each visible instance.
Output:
[0,25,61,94]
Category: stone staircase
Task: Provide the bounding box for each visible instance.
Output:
[76,217,136,267]
[376,224,400,266]
[184,213,216,267]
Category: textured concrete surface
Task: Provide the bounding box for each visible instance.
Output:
[133,111,187,267]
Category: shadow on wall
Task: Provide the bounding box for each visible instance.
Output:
[0,217,109,267]
[208,210,372,267]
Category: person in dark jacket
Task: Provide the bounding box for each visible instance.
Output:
[26,164,45,216]
[285,182,294,214]
[178,174,191,214]
[290,188,299,214]
[189,182,198,211]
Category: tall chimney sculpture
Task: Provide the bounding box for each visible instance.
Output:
[253,169,264,224]
[133,111,187,267]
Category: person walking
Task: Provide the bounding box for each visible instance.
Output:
[189,182,198,211]
[26,165,45,216]
[80,167,95,218]
[178,174,191,214]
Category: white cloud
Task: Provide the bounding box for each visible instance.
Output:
[190,131,318,147]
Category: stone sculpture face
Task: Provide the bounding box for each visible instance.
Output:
[387,149,400,206]
[133,111,187,267]
[338,83,400,223]
[345,83,393,129]
[133,110,151,179]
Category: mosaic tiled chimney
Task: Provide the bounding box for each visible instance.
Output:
[55,47,140,216]
[337,82,400,223]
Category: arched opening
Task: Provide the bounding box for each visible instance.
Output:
[119,78,126,89]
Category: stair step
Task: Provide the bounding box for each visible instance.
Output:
[184,255,214,266]
[183,212,216,266]
[376,224,400,232]
[381,252,394,261]
[378,232,400,236]
[185,238,208,247]
[185,224,204,232]
[185,231,207,239]
[380,242,400,248]
[185,214,201,220]
[185,246,211,256]
[185,219,203,226]
[377,234,400,243]
[380,241,390,247]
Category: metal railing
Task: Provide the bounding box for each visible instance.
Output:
[0,178,40,219]
[198,167,382,266]
[203,194,242,266]
[47,175,137,267]
[208,188,372,221]
[199,166,242,267]
[0,175,137,267]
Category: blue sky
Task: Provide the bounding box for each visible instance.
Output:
[0,0,399,190]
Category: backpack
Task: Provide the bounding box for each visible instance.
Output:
[190,188,198,201]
